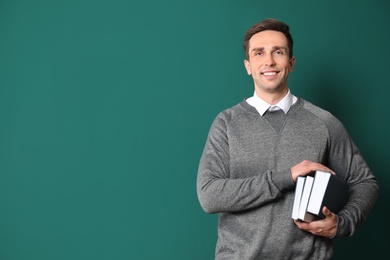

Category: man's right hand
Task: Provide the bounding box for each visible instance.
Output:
[290,160,335,182]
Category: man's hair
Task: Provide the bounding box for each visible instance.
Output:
[243,18,293,60]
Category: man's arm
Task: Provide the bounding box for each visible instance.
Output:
[197,114,294,214]
[328,116,379,237]
[295,115,379,238]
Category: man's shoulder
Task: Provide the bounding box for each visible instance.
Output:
[299,99,345,132]
[300,99,335,121]
[217,99,256,120]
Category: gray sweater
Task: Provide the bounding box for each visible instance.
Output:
[197,98,379,260]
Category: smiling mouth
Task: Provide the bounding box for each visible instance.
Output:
[261,71,280,78]
[262,72,277,76]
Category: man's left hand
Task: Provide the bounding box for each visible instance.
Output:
[294,206,338,238]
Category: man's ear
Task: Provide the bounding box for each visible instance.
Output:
[244,60,252,75]
[289,57,296,72]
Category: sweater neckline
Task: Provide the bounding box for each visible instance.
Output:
[240,97,304,116]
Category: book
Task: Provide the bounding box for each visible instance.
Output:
[291,176,305,220]
[306,170,349,219]
[297,175,318,222]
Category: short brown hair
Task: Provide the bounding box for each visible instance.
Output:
[243,18,293,60]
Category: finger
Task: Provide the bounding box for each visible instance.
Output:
[293,219,306,228]
[322,206,332,217]
[311,162,335,175]
[293,219,301,226]
[320,166,335,175]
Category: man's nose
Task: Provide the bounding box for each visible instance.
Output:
[264,53,276,66]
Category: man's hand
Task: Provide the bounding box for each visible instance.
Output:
[291,160,335,182]
[294,206,338,238]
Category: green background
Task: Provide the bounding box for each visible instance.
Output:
[0,0,388,259]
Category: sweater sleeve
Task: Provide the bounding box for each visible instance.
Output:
[197,113,295,214]
[325,116,379,237]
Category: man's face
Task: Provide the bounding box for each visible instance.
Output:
[244,30,295,95]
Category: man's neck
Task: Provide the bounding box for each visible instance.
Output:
[254,88,289,105]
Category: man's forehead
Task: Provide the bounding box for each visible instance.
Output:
[249,31,288,49]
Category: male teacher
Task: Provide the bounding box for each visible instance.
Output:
[197,18,378,259]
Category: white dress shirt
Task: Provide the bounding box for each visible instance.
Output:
[246,89,297,116]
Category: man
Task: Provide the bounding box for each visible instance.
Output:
[197,18,379,259]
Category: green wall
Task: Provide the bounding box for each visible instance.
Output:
[0,0,388,259]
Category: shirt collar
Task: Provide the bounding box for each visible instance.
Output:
[246,89,297,116]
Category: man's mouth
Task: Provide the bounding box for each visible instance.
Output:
[262,72,277,76]
[261,71,279,78]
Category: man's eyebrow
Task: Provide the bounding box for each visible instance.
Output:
[251,47,264,52]
[250,46,287,52]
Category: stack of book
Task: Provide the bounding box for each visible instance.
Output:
[291,170,349,222]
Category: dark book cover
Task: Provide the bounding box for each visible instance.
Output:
[306,171,349,219]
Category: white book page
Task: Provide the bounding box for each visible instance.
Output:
[292,176,306,219]
[298,176,314,220]
[307,171,331,214]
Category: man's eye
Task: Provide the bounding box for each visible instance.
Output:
[275,50,285,55]
[255,52,262,56]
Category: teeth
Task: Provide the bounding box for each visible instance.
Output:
[263,72,276,76]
